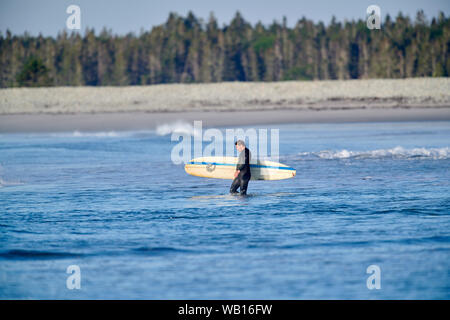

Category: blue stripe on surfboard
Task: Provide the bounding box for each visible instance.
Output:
[187,161,295,171]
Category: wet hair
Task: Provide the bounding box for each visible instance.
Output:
[235,140,245,147]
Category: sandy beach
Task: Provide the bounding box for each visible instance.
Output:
[0,78,449,132]
[1,108,449,133]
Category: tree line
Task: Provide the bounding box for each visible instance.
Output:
[0,10,448,87]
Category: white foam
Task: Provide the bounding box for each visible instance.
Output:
[0,177,23,187]
[72,131,123,137]
[156,121,202,138]
[297,146,450,160]
[48,131,133,138]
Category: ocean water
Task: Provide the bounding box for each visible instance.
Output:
[0,121,449,299]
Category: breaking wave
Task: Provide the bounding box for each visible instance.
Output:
[0,178,23,187]
[46,131,152,138]
[0,165,22,187]
[156,121,202,137]
[71,131,119,137]
[296,146,450,160]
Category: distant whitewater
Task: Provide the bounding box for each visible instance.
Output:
[0,177,23,187]
[47,131,151,138]
[295,146,450,160]
[156,121,202,137]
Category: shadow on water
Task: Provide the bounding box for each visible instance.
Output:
[188,192,297,207]
[190,192,296,199]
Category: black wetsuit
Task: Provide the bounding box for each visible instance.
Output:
[230,147,251,195]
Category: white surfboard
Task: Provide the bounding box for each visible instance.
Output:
[185,157,296,180]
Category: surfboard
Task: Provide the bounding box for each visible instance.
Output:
[185,157,296,180]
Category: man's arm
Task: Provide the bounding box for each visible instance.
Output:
[235,151,244,177]
[236,150,247,171]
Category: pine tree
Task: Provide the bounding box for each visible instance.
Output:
[0,10,448,88]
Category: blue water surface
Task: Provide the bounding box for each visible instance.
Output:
[0,121,449,299]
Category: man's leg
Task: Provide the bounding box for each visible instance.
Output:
[239,177,250,195]
[230,177,240,194]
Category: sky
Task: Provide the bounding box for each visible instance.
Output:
[0,0,449,36]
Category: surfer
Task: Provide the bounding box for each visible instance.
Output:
[230,140,251,195]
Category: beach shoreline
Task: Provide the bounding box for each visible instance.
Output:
[1,78,449,132]
[1,107,449,133]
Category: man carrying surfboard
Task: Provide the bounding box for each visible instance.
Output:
[230,140,251,195]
